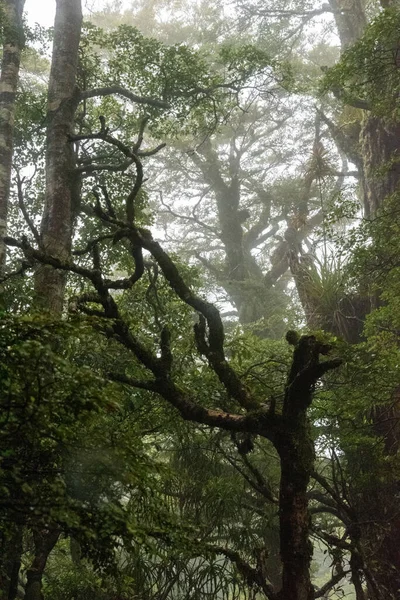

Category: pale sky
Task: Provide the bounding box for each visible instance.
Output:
[25,0,121,28]
[25,0,55,27]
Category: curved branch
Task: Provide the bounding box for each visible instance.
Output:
[136,228,258,410]
[204,545,277,600]
[73,234,115,256]
[77,158,133,174]
[108,372,158,392]
[315,569,350,598]
[79,85,170,109]
[138,142,167,157]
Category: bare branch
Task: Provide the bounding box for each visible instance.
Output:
[71,121,148,223]
[4,236,97,281]
[241,6,333,18]
[0,260,32,284]
[5,231,281,438]
[159,192,218,236]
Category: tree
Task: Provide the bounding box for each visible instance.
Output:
[33,0,83,315]
[7,179,343,600]
[308,5,400,596]
[0,0,25,274]
[0,2,26,595]
[0,2,347,598]
[122,1,400,596]
[148,2,400,595]
[3,1,400,599]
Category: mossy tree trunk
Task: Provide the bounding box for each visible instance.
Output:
[360,115,400,216]
[329,0,400,217]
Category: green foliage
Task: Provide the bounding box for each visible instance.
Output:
[301,254,346,319]
[43,540,136,600]
[5,2,400,597]
[0,314,164,569]
[322,7,400,118]
[0,316,99,540]
[346,190,400,343]
[79,22,278,137]
[218,42,273,81]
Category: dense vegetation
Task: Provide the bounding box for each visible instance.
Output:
[0,1,399,599]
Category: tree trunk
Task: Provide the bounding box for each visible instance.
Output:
[277,433,314,600]
[34,0,82,314]
[23,526,60,600]
[329,0,400,216]
[328,0,366,50]
[274,336,331,600]
[349,550,366,600]
[22,2,82,595]
[324,4,400,597]
[189,142,287,332]
[0,0,25,275]
[0,522,23,600]
[360,115,400,216]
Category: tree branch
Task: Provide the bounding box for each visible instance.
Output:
[108,372,158,392]
[79,86,170,109]
[314,569,350,598]
[204,544,277,600]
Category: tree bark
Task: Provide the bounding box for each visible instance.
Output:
[34,0,82,315]
[23,526,60,600]
[22,2,82,595]
[274,336,327,600]
[328,0,367,50]
[0,3,28,581]
[324,5,400,597]
[360,115,400,216]
[0,522,23,600]
[0,0,25,275]
[277,435,314,600]
[329,0,400,216]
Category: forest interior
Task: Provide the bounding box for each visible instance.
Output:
[0,0,400,599]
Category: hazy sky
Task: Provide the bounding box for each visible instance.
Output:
[24,0,119,28]
[25,0,55,27]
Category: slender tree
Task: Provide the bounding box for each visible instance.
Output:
[33,0,83,315]
[0,1,25,596]
[0,0,25,274]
